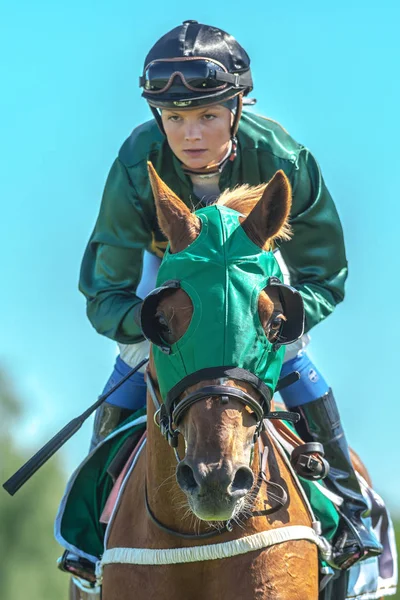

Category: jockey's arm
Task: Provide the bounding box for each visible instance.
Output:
[79,157,152,344]
[279,148,348,333]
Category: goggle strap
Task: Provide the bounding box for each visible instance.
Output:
[214,71,251,88]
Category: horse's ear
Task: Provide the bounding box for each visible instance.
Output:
[147,162,201,253]
[240,170,292,249]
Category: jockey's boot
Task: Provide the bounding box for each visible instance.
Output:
[89,401,136,450]
[292,389,383,570]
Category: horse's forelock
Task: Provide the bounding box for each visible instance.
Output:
[212,183,292,248]
[216,183,268,216]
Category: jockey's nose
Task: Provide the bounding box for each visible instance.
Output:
[184,124,201,142]
[176,459,254,498]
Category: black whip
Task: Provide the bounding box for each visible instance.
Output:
[2,357,149,496]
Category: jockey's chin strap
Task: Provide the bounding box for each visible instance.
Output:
[147,366,300,450]
[181,138,237,177]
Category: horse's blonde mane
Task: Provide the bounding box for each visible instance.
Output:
[216,183,292,242]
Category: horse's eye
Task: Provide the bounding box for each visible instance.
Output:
[267,314,285,342]
[155,311,173,344]
[270,316,283,331]
[155,312,171,334]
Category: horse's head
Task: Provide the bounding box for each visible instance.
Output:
[142,164,304,523]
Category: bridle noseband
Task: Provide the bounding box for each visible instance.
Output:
[173,385,267,433]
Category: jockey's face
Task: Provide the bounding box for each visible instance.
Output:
[161,104,233,170]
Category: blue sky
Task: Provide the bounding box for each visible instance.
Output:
[1,2,400,511]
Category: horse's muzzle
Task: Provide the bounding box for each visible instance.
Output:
[176,459,254,521]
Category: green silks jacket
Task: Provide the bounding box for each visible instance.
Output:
[79,111,348,344]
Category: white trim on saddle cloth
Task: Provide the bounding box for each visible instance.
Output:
[103,436,147,550]
[71,576,101,596]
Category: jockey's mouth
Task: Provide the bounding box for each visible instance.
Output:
[182,149,207,156]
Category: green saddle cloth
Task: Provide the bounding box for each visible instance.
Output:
[55,409,146,562]
[55,409,338,563]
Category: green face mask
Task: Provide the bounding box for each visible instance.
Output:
[142,205,303,401]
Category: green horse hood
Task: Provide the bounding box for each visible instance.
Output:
[143,204,302,400]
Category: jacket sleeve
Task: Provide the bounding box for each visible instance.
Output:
[279,148,348,333]
[79,158,153,343]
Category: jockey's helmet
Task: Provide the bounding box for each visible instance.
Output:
[139,20,253,110]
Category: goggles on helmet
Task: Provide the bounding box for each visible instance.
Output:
[139,57,250,95]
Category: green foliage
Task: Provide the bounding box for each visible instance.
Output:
[0,368,69,600]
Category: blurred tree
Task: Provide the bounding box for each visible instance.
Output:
[0,368,69,599]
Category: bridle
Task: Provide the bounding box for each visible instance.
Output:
[148,365,300,450]
[145,366,301,540]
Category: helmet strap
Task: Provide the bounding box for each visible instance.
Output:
[231,93,243,137]
[150,106,166,135]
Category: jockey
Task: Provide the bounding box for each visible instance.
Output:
[79,20,382,569]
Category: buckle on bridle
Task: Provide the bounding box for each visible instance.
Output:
[253,419,266,443]
[158,407,180,448]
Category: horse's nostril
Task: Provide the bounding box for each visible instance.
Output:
[231,467,254,493]
[176,463,198,492]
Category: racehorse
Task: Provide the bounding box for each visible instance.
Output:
[71,166,333,599]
